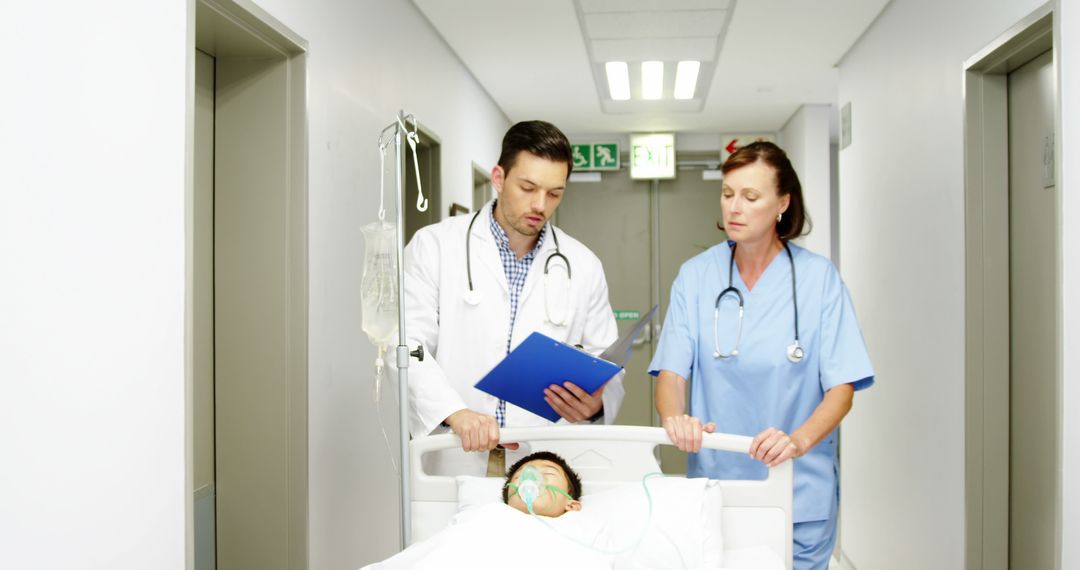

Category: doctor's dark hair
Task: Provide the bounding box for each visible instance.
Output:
[720,141,812,241]
[501,451,583,503]
[497,120,574,177]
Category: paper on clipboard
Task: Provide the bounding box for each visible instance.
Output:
[472,305,659,422]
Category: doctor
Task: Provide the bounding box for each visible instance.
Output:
[650,142,874,570]
[403,120,624,475]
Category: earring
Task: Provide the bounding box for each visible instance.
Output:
[777,213,782,222]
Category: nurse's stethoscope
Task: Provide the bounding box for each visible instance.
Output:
[463,209,572,326]
[713,241,804,363]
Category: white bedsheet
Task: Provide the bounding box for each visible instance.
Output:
[361,503,613,570]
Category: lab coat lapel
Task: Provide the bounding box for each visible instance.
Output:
[518,224,557,306]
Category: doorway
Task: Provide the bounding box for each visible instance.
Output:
[191,1,308,569]
[473,163,492,212]
[964,6,1060,569]
[556,151,728,474]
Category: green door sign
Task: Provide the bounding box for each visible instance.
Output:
[613,309,641,321]
[571,143,620,171]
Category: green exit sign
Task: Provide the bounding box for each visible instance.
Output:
[613,309,641,321]
[630,133,676,180]
[571,143,620,171]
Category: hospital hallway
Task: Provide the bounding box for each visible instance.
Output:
[3,1,1080,569]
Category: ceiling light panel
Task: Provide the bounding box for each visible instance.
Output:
[584,10,728,39]
[674,60,700,100]
[579,0,732,13]
[605,61,631,101]
[641,61,664,100]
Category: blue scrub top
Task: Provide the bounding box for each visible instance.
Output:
[649,242,874,523]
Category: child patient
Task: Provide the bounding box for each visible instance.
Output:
[502,451,583,517]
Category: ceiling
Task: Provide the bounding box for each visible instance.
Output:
[412,0,890,134]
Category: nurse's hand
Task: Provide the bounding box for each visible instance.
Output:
[662,414,717,453]
[545,382,604,422]
[445,409,500,452]
[749,427,804,467]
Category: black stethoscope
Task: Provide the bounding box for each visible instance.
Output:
[463,209,572,325]
[713,241,804,363]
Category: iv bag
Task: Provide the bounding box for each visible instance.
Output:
[361,221,399,346]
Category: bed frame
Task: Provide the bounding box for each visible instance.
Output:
[410,425,792,569]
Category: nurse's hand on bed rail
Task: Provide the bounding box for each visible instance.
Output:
[662,414,717,453]
[749,427,805,467]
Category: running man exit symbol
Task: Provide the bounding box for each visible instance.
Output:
[594,143,618,168]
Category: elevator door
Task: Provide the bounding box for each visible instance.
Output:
[1007,49,1057,570]
[557,156,726,473]
[557,165,654,429]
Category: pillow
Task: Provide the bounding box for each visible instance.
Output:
[580,476,721,570]
[702,479,725,568]
[454,475,504,513]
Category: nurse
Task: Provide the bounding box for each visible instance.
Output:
[650,142,873,570]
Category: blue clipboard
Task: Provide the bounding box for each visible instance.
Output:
[473,332,622,423]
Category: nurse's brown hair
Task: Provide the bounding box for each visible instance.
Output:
[720,141,812,241]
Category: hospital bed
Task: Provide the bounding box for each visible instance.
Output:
[410,425,792,569]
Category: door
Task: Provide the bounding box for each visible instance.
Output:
[193,48,217,570]
[403,130,441,245]
[556,153,726,473]
[557,164,653,429]
[1007,49,1058,569]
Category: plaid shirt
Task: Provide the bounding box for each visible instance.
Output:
[489,202,546,427]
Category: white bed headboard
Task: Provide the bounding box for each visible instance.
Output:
[409,425,792,569]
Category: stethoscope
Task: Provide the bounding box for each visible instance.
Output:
[713,241,804,363]
[463,209,572,326]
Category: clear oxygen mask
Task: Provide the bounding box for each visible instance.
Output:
[507,465,574,515]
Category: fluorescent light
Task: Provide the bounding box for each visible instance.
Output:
[641,61,663,100]
[605,61,630,101]
[674,60,700,100]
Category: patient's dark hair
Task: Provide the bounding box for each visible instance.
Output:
[501,451,582,503]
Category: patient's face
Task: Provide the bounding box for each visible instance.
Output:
[506,459,581,517]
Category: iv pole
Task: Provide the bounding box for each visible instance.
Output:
[378,109,426,550]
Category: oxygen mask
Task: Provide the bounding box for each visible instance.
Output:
[507,465,574,515]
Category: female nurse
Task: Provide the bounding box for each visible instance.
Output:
[650,142,874,570]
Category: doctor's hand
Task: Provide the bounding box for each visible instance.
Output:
[445,409,501,452]
[749,427,805,467]
[662,414,716,453]
[545,382,604,423]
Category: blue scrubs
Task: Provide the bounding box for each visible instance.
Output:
[649,242,873,569]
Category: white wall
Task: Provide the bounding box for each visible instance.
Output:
[245,1,509,568]
[0,2,189,569]
[1057,1,1079,567]
[834,0,1055,567]
[779,104,832,260]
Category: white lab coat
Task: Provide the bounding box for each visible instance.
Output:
[400,200,625,475]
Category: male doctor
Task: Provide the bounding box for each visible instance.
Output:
[403,120,623,475]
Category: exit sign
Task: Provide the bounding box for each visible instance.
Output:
[630,133,676,179]
[571,143,620,171]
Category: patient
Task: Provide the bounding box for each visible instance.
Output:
[502,451,583,517]
[364,451,611,569]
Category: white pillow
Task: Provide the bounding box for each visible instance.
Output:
[454,475,504,513]
[702,479,725,568]
[580,476,722,570]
